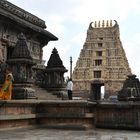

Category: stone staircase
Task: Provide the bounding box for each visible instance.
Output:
[34,85,61,100]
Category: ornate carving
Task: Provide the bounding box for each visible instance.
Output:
[0,0,46,28]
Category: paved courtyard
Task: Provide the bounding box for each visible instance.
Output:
[0,128,140,140]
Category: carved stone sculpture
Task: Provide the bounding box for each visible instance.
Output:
[43,48,67,95]
[7,33,36,99]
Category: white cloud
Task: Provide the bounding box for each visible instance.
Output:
[70,0,140,24]
[132,33,140,45]
[45,21,65,37]
[71,32,86,46]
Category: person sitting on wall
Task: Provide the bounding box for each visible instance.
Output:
[0,68,14,100]
[66,78,73,100]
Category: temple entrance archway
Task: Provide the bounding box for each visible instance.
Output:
[90,81,104,100]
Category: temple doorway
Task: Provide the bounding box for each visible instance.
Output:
[90,82,104,100]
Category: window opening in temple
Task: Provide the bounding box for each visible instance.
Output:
[94,71,101,78]
[99,37,103,40]
[95,60,102,66]
[96,51,102,56]
[98,43,102,47]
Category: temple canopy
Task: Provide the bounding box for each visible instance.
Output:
[47,48,66,69]
[11,33,32,60]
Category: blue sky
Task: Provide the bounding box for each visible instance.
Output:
[8,0,140,78]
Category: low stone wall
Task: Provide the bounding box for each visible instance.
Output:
[0,100,96,130]
[1,100,140,130]
[95,101,140,130]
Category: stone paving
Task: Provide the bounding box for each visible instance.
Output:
[0,128,140,140]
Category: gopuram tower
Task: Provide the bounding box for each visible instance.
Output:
[72,20,131,100]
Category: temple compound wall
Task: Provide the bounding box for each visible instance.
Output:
[72,20,131,99]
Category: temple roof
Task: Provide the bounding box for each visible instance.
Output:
[46,48,67,72]
[0,0,58,41]
[11,33,32,59]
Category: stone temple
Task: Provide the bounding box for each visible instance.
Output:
[0,0,61,99]
[1,0,140,132]
[72,20,132,99]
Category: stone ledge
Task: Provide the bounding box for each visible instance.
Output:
[0,114,36,120]
[0,100,96,106]
[0,113,94,120]
[97,101,140,108]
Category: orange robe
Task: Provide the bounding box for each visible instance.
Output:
[0,73,13,100]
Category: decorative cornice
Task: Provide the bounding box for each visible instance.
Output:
[0,0,46,28]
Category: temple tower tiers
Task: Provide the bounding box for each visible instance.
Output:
[43,48,68,95]
[72,20,132,99]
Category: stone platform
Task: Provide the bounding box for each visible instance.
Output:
[0,100,95,130]
[1,99,140,130]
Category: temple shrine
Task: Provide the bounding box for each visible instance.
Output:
[43,48,68,94]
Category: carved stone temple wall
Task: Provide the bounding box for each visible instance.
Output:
[0,0,57,84]
[72,20,131,99]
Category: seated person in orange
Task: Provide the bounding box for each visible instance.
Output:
[0,68,14,100]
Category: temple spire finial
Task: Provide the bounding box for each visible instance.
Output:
[110,20,112,27]
[98,21,100,27]
[106,20,109,27]
[95,21,97,27]
[102,20,105,27]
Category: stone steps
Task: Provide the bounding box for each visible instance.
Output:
[34,85,60,100]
